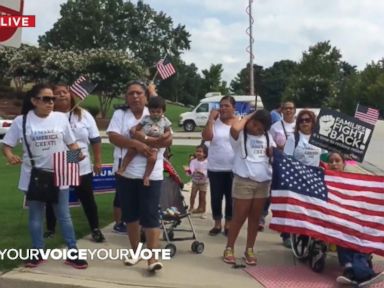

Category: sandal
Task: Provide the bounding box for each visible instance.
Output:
[223,247,236,264]
[209,227,221,236]
[244,248,257,265]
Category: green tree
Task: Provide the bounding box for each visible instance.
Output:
[284,41,343,107]
[201,64,229,96]
[260,60,297,110]
[230,63,263,96]
[38,0,190,68]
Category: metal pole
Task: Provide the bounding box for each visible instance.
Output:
[249,0,254,97]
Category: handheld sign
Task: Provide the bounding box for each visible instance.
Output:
[309,108,374,162]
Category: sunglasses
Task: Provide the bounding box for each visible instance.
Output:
[299,117,311,124]
[35,96,56,103]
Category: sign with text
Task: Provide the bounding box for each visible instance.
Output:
[309,108,374,162]
[0,0,25,47]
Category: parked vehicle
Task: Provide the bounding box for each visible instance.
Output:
[179,92,264,132]
[0,116,12,138]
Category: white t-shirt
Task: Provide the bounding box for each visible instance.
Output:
[189,158,208,183]
[207,118,235,171]
[68,109,100,175]
[106,107,164,181]
[3,111,76,191]
[231,130,276,182]
[284,132,322,167]
[269,120,295,147]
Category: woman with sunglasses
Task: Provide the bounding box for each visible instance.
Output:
[284,109,322,167]
[2,84,88,269]
[44,84,105,243]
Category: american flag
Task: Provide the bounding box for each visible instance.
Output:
[69,76,97,100]
[156,57,176,80]
[53,150,81,187]
[354,104,380,125]
[270,150,384,256]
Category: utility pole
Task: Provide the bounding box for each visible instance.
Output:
[246,0,256,111]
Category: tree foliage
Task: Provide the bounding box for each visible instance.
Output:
[230,63,263,96]
[38,0,191,68]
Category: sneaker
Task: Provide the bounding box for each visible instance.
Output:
[113,222,127,234]
[244,248,257,265]
[147,261,163,272]
[336,268,357,286]
[65,252,88,269]
[25,253,44,268]
[43,230,55,238]
[209,227,221,236]
[91,228,105,243]
[124,255,142,266]
[223,247,236,264]
[358,272,384,287]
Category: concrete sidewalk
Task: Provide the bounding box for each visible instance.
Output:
[0,185,290,288]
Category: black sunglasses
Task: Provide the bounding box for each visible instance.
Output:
[35,96,56,103]
[299,117,311,123]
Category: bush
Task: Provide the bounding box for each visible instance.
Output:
[83,105,100,118]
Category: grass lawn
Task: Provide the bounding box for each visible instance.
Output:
[81,95,192,131]
[0,143,193,271]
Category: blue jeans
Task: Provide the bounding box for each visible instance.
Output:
[337,246,375,281]
[27,188,77,249]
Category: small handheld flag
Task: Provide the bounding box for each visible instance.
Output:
[70,76,97,100]
[354,104,379,126]
[53,150,81,187]
[156,57,176,80]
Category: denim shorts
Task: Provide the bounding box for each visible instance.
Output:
[116,175,162,228]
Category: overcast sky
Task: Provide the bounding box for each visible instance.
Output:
[23,0,384,83]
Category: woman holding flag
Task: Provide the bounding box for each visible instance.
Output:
[2,83,88,269]
[44,83,105,243]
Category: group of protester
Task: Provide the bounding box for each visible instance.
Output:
[1,81,383,285]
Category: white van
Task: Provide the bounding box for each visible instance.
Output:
[179,92,264,132]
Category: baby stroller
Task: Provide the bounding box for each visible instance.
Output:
[291,234,373,273]
[160,157,205,257]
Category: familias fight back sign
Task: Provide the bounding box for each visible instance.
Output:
[309,108,374,162]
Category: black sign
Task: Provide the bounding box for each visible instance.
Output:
[309,108,374,162]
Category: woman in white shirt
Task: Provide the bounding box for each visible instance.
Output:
[2,84,87,269]
[202,96,237,236]
[44,84,104,243]
[223,109,275,266]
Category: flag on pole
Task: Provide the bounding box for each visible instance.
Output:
[270,149,384,256]
[354,104,380,125]
[156,57,176,80]
[69,76,97,100]
[53,150,81,187]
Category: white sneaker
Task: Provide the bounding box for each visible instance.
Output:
[124,256,142,266]
[358,272,384,287]
[147,261,163,272]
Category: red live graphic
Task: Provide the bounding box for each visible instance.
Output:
[0,15,35,27]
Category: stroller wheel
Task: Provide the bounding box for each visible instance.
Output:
[309,241,326,273]
[165,243,177,258]
[291,234,310,260]
[191,241,204,254]
[163,230,174,241]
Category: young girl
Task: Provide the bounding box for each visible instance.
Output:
[223,109,275,265]
[329,152,384,287]
[188,144,208,215]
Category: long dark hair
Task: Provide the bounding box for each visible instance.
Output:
[243,109,272,159]
[21,83,52,115]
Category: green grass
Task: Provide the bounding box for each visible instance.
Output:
[0,143,194,271]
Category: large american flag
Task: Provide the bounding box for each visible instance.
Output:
[270,150,384,256]
[354,104,380,125]
[53,150,81,187]
[156,57,176,80]
[69,76,97,100]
